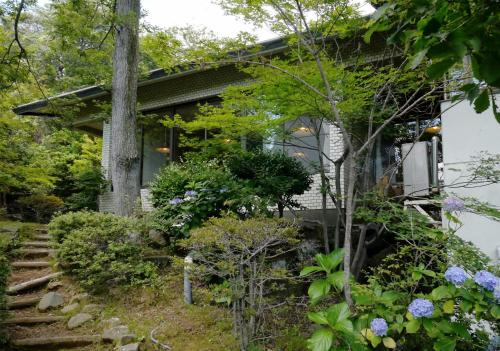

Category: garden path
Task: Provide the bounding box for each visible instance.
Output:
[5,226,104,350]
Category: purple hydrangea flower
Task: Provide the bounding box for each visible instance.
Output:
[443,197,465,212]
[474,271,498,291]
[185,190,197,197]
[408,298,434,318]
[169,197,184,205]
[444,266,468,286]
[370,318,388,336]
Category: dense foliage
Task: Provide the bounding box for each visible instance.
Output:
[227,150,312,217]
[301,203,500,351]
[52,211,157,292]
[150,159,255,242]
[368,0,500,121]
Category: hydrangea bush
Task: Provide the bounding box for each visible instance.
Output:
[301,249,500,351]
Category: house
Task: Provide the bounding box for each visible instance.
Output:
[13,36,500,260]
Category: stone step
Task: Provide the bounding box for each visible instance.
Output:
[11,261,51,268]
[10,335,101,348]
[33,234,50,241]
[7,272,63,295]
[22,241,52,248]
[2,315,66,325]
[35,227,48,233]
[6,296,41,309]
[17,248,55,257]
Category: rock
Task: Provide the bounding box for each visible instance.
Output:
[117,342,140,351]
[61,303,80,314]
[103,326,135,344]
[126,230,142,245]
[100,317,122,329]
[67,313,93,329]
[47,280,63,290]
[38,292,64,311]
[70,293,90,304]
[148,229,166,246]
[81,303,101,314]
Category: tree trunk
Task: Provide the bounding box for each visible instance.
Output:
[110,0,141,216]
[342,157,356,308]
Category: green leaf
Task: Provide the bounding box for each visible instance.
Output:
[383,337,397,349]
[308,311,328,325]
[433,337,456,351]
[427,59,456,79]
[459,300,472,312]
[326,302,351,326]
[300,266,323,277]
[491,304,500,319]
[443,300,454,314]
[410,49,428,69]
[308,279,331,303]
[431,286,452,300]
[327,271,344,291]
[307,328,334,351]
[334,319,354,334]
[370,335,381,347]
[473,89,490,114]
[406,319,421,333]
[315,254,334,273]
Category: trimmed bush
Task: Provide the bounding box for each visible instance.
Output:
[49,210,129,243]
[51,211,157,293]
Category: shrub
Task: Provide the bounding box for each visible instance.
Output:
[302,249,500,351]
[52,211,157,292]
[150,160,262,242]
[18,194,64,223]
[227,150,313,217]
[184,216,302,350]
[49,210,128,244]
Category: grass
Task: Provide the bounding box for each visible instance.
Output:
[96,269,238,351]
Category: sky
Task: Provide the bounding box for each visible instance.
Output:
[39,0,375,41]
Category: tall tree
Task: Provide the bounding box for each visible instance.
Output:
[110,0,141,216]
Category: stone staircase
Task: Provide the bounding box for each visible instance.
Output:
[4,226,139,350]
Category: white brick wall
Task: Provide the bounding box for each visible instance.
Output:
[293,124,344,210]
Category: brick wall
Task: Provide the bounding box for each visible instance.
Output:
[293,124,344,210]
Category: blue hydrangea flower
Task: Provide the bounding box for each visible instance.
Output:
[408,298,434,318]
[370,318,388,336]
[474,271,498,291]
[494,286,500,303]
[444,266,468,286]
[169,197,184,205]
[443,197,465,212]
[219,187,229,193]
[185,190,197,197]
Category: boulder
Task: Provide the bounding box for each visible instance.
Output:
[100,317,122,329]
[38,292,64,311]
[47,280,63,290]
[81,303,101,314]
[61,303,80,314]
[126,230,142,245]
[67,313,93,329]
[70,293,90,304]
[117,343,140,351]
[148,229,166,246]
[103,325,136,344]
